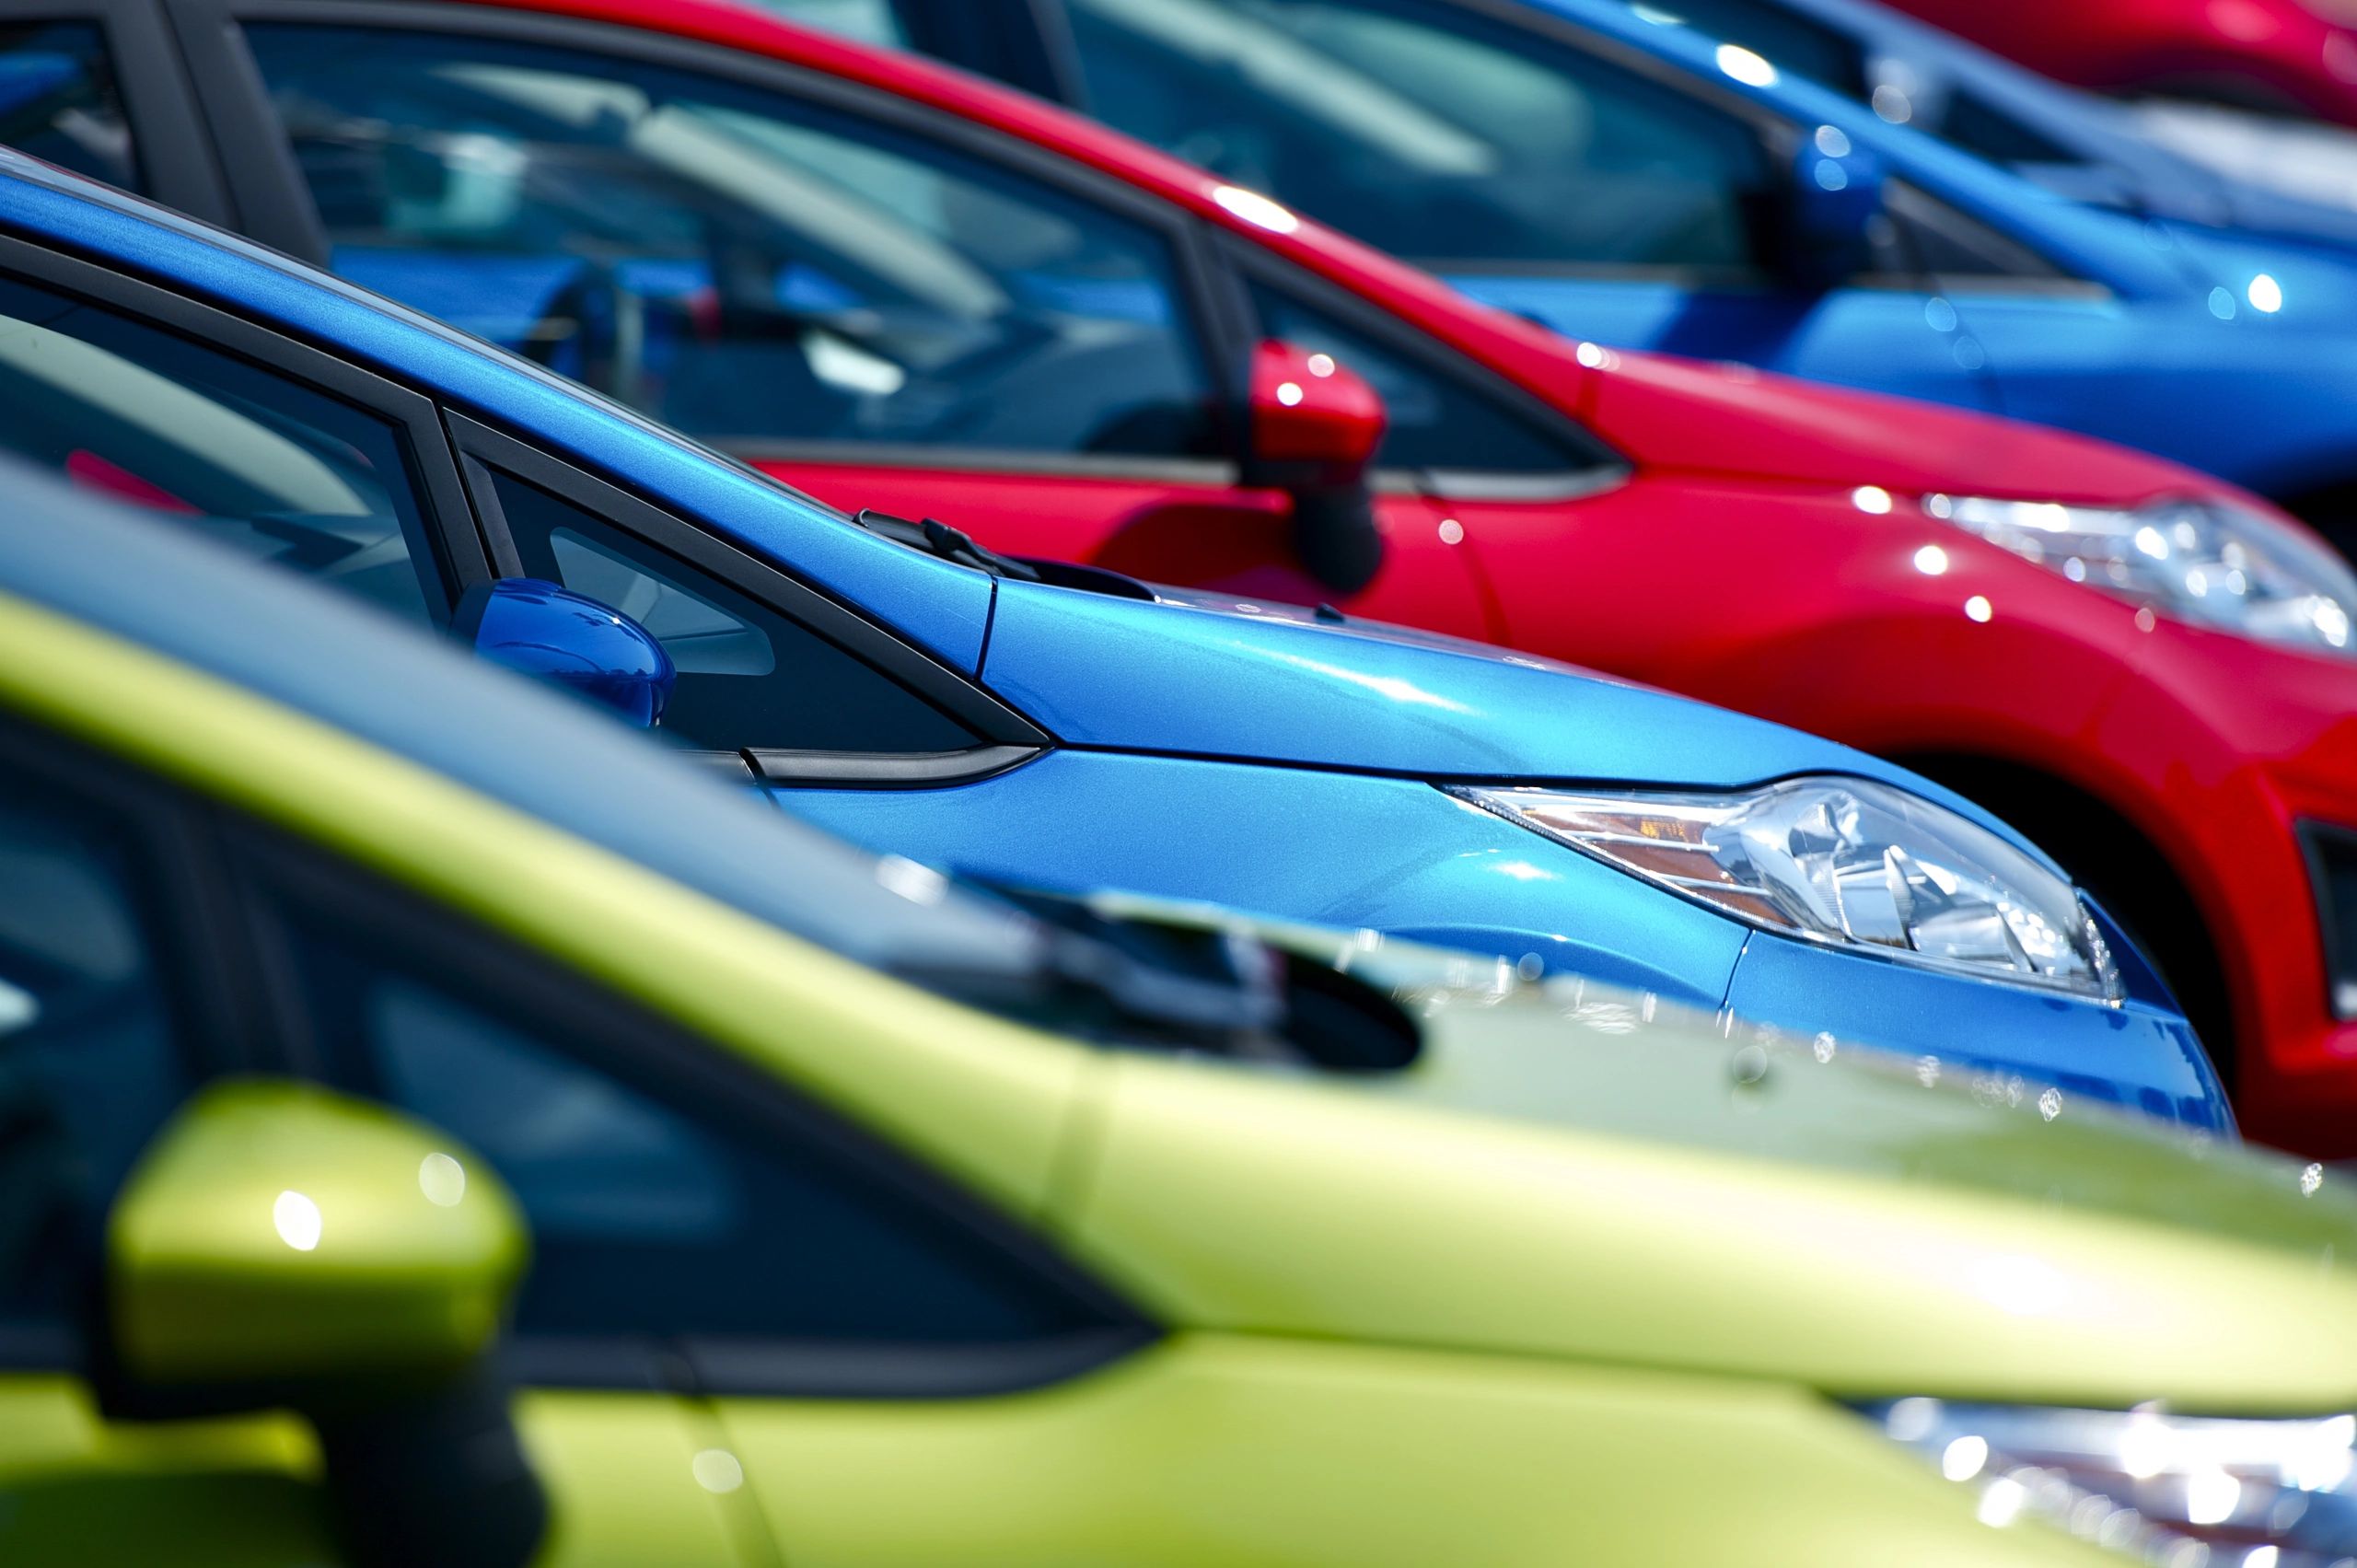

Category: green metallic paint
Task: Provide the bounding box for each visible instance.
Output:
[109,1080,528,1388]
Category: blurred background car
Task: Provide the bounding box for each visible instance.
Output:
[9,459,2357,1568]
[0,154,2215,1127]
[20,0,2352,1148]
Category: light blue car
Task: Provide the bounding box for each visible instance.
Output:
[782,0,2357,552]
[0,148,2225,1130]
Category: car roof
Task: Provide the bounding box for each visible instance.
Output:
[0,453,1039,978]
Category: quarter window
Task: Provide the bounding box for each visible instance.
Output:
[0,273,444,624]
[1062,0,1774,273]
[0,22,141,192]
[246,24,1222,458]
[486,466,981,753]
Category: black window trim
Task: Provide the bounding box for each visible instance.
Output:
[225,814,1157,1400]
[1213,232,1631,501]
[169,0,1255,482]
[0,711,269,1372]
[446,410,1059,786]
[0,228,495,624]
[0,0,238,226]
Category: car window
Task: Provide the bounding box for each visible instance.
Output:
[1250,281,1591,473]
[488,466,981,753]
[0,22,140,192]
[245,23,1223,459]
[1935,90,2086,168]
[738,0,909,45]
[1876,180,2066,280]
[261,873,1111,1351]
[1061,0,1774,273]
[0,272,445,625]
[1612,0,1866,99]
[0,759,190,1334]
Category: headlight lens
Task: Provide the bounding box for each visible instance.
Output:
[1931,493,2357,657]
[1449,776,2120,1001]
[1868,1397,2357,1564]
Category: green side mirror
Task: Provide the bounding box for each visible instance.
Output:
[108,1078,526,1389]
[100,1080,546,1568]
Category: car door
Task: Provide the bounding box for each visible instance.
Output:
[909,0,2009,412]
[0,710,757,1568]
[217,796,1175,1568]
[151,1,1492,629]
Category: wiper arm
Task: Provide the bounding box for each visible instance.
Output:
[855,509,1039,580]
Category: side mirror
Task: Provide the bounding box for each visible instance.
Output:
[100,1080,545,1568]
[456,577,675,729]
[1244,339,1388,597]
[1786,127,1887,291]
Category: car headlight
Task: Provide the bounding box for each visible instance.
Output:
[1867,1397,2357,1563]
[1447,776,2121,1001]
[1931,492,2357,657]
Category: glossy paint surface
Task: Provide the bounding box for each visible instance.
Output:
[0,159,2223,1128]
[1889,0,2357,126]
[5,516,2357,1566]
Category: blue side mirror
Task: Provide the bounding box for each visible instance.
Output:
[1788,125,1887,291]
[454,578,675,729]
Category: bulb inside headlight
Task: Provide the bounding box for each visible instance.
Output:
[1931,493,2357,656]
[1449,776,2120,1000]
[1867,1398,2357,1563]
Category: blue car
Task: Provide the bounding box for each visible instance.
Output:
[0,151,2225,1127]
[701,0,2357,550]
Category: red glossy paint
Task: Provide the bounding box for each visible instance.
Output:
[1890,0,2357,125]
[462,0,2357,1154]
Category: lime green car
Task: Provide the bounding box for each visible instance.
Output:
[6,479,2357,1568]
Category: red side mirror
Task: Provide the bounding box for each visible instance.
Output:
[1248,339,1386,480]
[1244,340,1388,597]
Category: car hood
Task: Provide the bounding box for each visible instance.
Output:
[1585,345,2237,503]
[1070,947,2357,1404]
[980,575,2036,849]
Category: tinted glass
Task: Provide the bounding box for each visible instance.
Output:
[0,273,442,624]
[1879,180,2063,279]
[249,24,1221,458]
[1612,0,1865,98]
[740,0,908,44]
[275,904,1099,1345]
[1252,283,1585,472]
[491,468,980,752]
[1063,0,1772,271]
[0,23,140,192]
[0,765,187,1327]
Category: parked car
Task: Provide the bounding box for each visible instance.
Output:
[26,0,2352,1150]
[10,448,2357,1568]
[1601,0,2357,246]
[1881,0,2357,127]
[0,153,2223,1134]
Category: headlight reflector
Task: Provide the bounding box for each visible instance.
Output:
[1868,1398,2357,1564]
[1931,493,2357,656]
[1450,776,2119,1001]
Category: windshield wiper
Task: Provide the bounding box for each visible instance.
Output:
[854,508,1158,600]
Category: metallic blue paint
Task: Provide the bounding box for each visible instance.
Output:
[459,577,676,728]
[1437,0,2357,505]
[0,155,2224,1131]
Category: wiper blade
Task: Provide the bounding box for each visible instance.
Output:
[855,509,1039,580]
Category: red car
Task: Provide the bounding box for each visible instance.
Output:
[50,0,2357,1153]
[1891,0,2357,124]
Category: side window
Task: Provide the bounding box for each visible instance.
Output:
[738,0,909,45]
[0,22,141,192]
[259,873,1112,1351]
[486,466,981,754]
[0,272,445,624]
[244,24,1222,459]
[1062,0,1774,273]
[1250,281,1593,474]
[1875,180,2068,281]
[0,756,192,1333]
